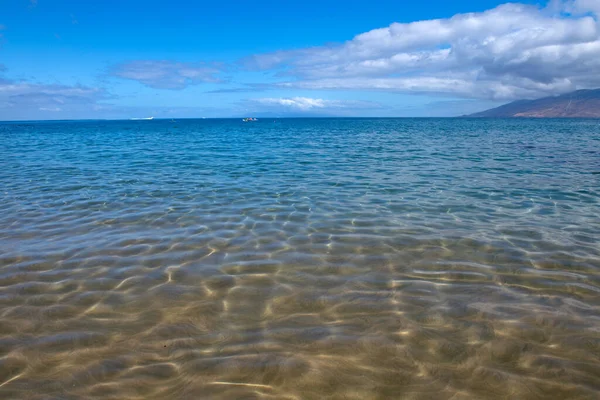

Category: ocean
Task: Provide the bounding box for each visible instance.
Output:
[1,118,599,399]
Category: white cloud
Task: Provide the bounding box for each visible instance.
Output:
[256,97,336,111]
[0,73,235,120]
[244,97,384,116]
[245,1,600,100]
[0,81,105,105]
[0,70,109,120]
[569,0,600,15]
[253,97,381,111]
[111,60,224,89]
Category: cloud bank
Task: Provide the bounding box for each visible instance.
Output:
[243,97,384,116]
[253,97,380,111]
[245,1,600,100]
[111,60,224,89]
[0,72,108,120]
[0,75,229,120]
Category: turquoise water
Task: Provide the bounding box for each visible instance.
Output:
[1,118,599,399]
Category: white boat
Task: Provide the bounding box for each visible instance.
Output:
[130,117,154,120]
[242,117,258,122]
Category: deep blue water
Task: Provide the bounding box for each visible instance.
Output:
[1,118,599,399]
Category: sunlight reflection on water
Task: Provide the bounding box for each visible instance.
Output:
[0,118,599,399]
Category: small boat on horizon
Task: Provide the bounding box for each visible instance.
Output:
[242,117,258,122]
[130,117,154,120]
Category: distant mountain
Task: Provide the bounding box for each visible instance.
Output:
[467,89,600,118]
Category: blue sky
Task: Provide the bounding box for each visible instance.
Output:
[1,0,599,120]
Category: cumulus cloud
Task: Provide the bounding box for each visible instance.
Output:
[244,1,600,100]
[568,0,600,15]
[110,60,224,89]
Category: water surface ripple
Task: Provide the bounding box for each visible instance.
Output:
[1,118,599,399]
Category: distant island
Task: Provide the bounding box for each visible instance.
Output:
[466,89,600,118]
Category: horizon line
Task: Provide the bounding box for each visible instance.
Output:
[0,116,466,123]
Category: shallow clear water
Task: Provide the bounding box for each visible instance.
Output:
[1,118,599,399]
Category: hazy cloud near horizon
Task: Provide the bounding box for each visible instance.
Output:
[0,72,109,120]
[110,60,225,90]
[248,97,384,114]
[245,1,600,100]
